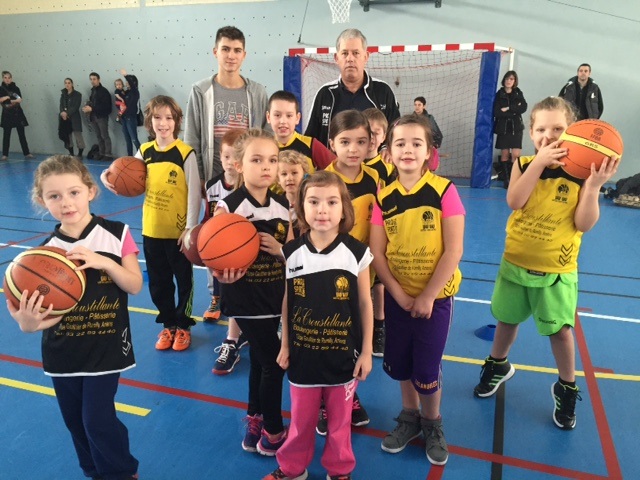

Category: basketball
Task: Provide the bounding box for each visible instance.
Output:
[106,156,147,197]
[182,224,205,267]
[558,119,623,179]
[197,213,260,272]
[4,246,86,317]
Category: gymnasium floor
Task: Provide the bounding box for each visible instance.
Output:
[1,156,638,480]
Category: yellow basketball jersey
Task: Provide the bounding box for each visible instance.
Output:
[141,139,194,239]
[378,171,462,298]
[325,161,379,246]
[504,155,583,273]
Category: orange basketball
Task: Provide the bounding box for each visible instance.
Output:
[4,246,86,317]
[106,156,147,197]
[558,119,623,179]
[182,224,205,267]
[197,213,260,272]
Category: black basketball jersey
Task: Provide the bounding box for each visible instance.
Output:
[40,216,136,376]
[217,186,290,318]
[282,232,372,386]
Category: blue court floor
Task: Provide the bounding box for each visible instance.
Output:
[1,156,638,480]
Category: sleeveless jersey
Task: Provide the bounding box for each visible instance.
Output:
[365,154,394,187]
[504,155,584,273]
[377,171,463,298]
[204,172,235,219]
[217,186,290,318]
[325,161,379,246]
[41,216,136,376]
[278,131,335,171]
[141,138,194,239]
[282,233,372,386]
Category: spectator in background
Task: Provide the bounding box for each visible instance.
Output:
[119,69,141,156]
[0,71,35,160]
[114,78,127,122]
[559,63,603,121]
[305,28,400,148]
[82,72,113,160]
[59,78,85,158]
[493,71,527,188]
[413,96,443,149]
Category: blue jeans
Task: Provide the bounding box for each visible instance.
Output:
[121,115,141,156]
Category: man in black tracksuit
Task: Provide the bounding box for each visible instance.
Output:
[305,28,400,148]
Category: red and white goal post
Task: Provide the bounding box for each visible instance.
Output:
[283,43,513,187]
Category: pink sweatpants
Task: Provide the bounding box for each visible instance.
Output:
[276,381,357,477]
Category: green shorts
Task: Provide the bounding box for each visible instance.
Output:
[491,259,578,336]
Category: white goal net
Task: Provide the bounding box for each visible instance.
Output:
[290,45,509,179]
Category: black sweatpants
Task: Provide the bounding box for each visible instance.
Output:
[143,236,195,328]
[52,374,138,480]
[235,316,285,434]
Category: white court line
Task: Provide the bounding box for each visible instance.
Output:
[455,296,640,324]
[2,244,637,322]
[0,244,207,269]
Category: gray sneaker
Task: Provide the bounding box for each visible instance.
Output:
[421,417,448,465]
[381,410,421,453]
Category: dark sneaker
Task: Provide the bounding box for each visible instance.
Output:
[262,468,308,480]
[316,405,327,436]
[473,357,516,398]
[257,428,288,456]
[351,392,370,427]
[203,296,221,322]
[551,382,582,430]
[381,410,421,453]
[372,324,385,357]
[421,417,448,465]
[242,414,263,452]
[237,332,249,350]
[212,340,240,375]
[326,475,352,480]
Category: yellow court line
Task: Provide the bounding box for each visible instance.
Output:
[2,288,634,381]
[0,377,151,417]
[443,355,640,382]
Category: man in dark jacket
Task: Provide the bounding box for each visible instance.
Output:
[559,63,603,120]
[82,72,113,160]
[305,28,400,147]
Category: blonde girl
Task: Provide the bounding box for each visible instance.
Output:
[9,155,142,480]
[214,129,291,455]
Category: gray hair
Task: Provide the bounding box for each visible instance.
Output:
[335,28,367,51]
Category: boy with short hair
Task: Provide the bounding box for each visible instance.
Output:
[267,90,335,171]
[362,107,394,187]
[362,107,392,357]
[205,128,250,375]
[202,128,244,321]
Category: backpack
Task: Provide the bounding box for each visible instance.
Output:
[86,144,100,160]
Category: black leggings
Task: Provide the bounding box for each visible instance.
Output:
[235,316,285,434]
[2,125,30,156]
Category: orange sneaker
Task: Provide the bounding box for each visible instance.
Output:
[203,296,221,322]
[173,328,191,351]
[155,328,175,350]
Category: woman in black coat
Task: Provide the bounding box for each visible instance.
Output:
[59,78,86,158]
[493,70,527,187]
[0,71,34,160]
